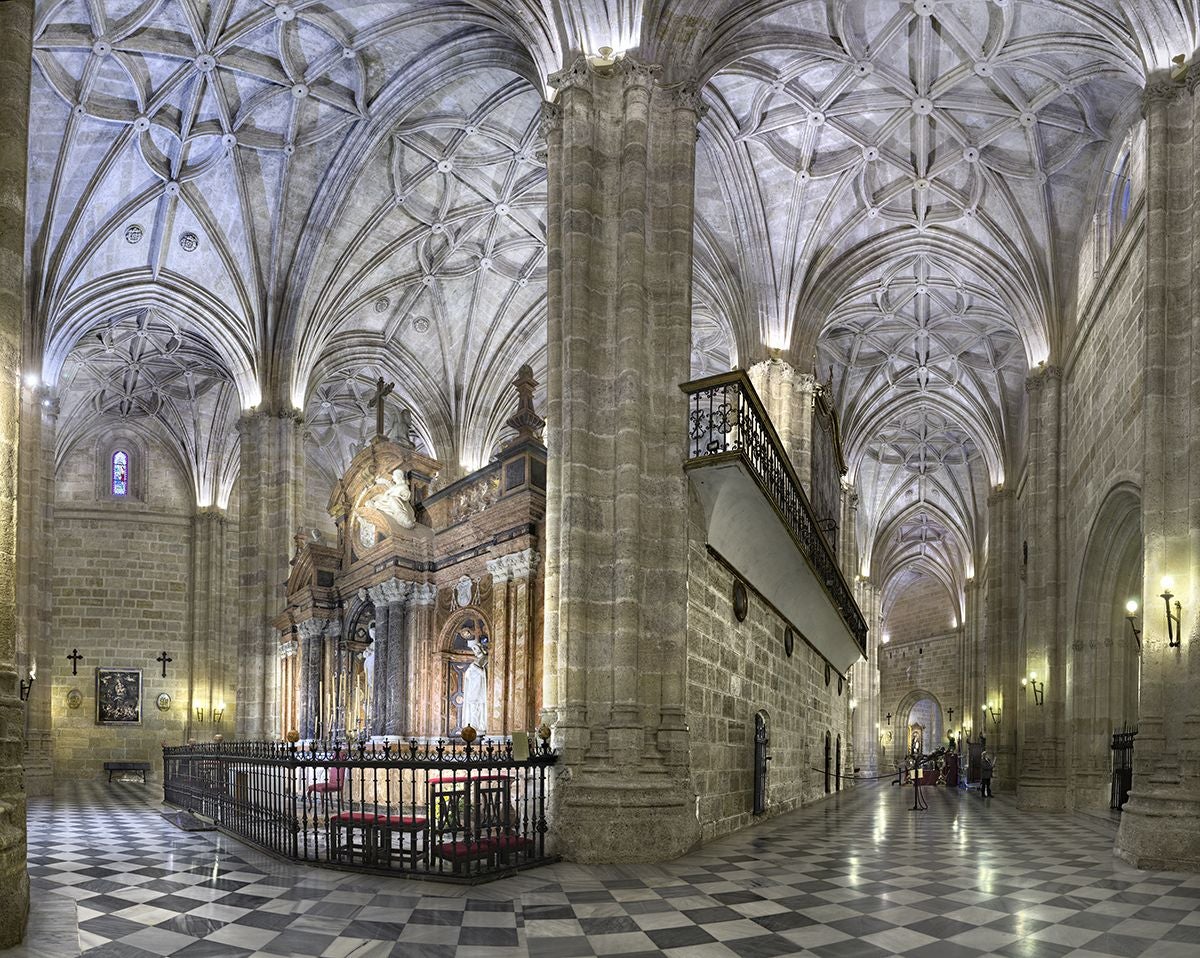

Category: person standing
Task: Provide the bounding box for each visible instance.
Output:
[980,749,995,798]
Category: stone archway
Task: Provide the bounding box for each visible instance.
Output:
[1071,484,1142,810]
[892,688,944,767]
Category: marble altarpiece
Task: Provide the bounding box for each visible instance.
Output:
[274,368,547,743]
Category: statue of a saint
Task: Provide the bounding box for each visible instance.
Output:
[371,469,416,529]
[461,637,488,734]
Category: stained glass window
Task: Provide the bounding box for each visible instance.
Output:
[112,450,129,497]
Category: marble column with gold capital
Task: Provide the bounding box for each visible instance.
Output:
[541,53,703,862]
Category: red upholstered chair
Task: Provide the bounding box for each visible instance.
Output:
[305,752,346,815]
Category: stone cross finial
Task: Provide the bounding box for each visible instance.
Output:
[367,376,395,439]
[505,363,545,443]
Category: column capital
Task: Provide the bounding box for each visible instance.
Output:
[278,639,299,658]
[367,577,409,607]
[295,619,323,641]
[1024,364,1062,393]
[1142,76,1188,116]
[410,582,437,606]
[487,547,542,583]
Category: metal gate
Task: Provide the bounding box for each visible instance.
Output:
[1111,724,1137,810]
[753,712,769,815]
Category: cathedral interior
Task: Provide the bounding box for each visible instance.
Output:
[3,0,1200,954]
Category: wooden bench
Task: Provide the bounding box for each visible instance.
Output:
[104,761,150,783]
[435,834,533,875]
[327,811,427,869]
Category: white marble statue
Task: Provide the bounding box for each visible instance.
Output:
[372,468,416,528]
[461,637,488,734]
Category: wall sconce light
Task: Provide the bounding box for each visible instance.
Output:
[1161,577,1183,648]
[19,664,35,701]
[849,698,858,712]
[1022,671,1045,706]
[1125,599,1142,651]
[194,701,226,724]
[983,702,1000,728]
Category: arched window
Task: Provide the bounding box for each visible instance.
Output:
[111,450,129,497]
[1110,151,1132,241]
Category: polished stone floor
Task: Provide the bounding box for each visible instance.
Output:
[12,779,1200,957]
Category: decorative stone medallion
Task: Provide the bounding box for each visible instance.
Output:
[179,232,199,252]
[412,315,430,333]
[156,692,172,711]
[374,297,390,314]
[66,688,82,709]
[357,517,376,550]
[125,224,144,244]
[455,575,474,608]
[733,579,748,622]
[784,626,794,658]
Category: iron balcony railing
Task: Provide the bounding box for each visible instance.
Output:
[163,737,557,882]
[682,370,868,654]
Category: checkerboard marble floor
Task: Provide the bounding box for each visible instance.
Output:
[19,780,1200,957]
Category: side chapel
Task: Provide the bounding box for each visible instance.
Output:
[274,366,547,743]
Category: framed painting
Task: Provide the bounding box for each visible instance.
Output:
[96,668,142,725]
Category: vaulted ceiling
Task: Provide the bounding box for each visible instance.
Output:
[26,0,1187,602]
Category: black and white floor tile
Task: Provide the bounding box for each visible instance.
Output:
[18,780,1200,957]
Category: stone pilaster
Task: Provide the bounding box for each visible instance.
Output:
[17,385,55,796]
[235,412,304,740]
[746,360,817,492]
[488,548,541,733]
[1117,73,1200,870]
[0,0,32,945]
[541,54,702,862]
[408,584,436,736]
[189,507,230,739]
[1018,366,1067,810]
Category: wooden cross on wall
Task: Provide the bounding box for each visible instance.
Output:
[156,650,173,678]
[67,648,82,675]
[367,377,395,439]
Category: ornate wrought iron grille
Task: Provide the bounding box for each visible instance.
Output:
[683,371,868,655]
[163,738,557,882]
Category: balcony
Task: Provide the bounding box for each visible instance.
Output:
[682,371,867,673]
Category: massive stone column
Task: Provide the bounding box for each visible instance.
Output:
[1117,73,1200,869]
[984,487,1019,778]
[235,412,304,740]
[1018,366,1067,809]
[746,360,817,492]
[190,507,230,739]
[541,54,702,861]
[17,385,55,795]
[0,0,32,945]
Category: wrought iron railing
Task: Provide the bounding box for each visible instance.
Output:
[1111,724,1137,810]
[682,371,868,654]
[163,737,557,882]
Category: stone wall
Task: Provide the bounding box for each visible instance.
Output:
[883,576,958,644]
[686,494,852,843]
[1063,227,1145,585]
[50,432,197,781]
[879,630,961,762]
